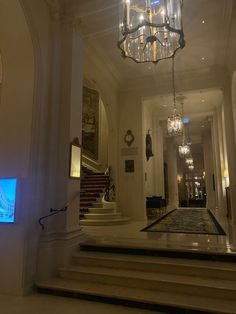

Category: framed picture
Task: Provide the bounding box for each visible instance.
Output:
[82,86,99,160]
[125,160,135,173]
[69,138,81,179]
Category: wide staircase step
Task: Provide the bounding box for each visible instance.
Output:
[80,216,131,226]
[83,213,122,220]
[36,245,236,314]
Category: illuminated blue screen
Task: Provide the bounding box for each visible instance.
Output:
[0,178,17,223]
[151,0,161,8]
[183,117,190,124]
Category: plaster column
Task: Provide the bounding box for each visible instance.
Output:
[166,138,178,209]
[118,93,146,221]
[37,11,84,280]
[153,122,165,197]
[223,82,236,225]
[211,112,224,211]
[216,105,227,209]
[203,129,216,210]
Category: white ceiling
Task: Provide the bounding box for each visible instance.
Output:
[60,0,232,137]
[63,0,233,84]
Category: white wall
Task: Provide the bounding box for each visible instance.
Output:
[118,93,146,220]
[0,0,34,294]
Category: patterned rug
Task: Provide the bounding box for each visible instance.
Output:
[142,208,226,235]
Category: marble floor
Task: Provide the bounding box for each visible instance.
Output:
[0,293,162,314]
[82,207,236,254]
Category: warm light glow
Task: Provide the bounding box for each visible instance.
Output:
[186,157,193,165]
[118,0,185,63]
[179,144,190,157]
[223,168,229,178]
[189,164,194,171]
[167,111,183,136]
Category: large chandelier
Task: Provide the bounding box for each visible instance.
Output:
[118,0,185,63]
[167,57,183,136]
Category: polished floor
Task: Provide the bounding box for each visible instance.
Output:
[82,207,236,254]
[0,293,162,314]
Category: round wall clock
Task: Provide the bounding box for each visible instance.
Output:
[124,130,135,147]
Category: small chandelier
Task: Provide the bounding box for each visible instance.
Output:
[118,0,185,63]
[167,57,183,136]
[167,109,183,136]
[188,164,194,171]
[186,157,193,165]
[179,143,190,157]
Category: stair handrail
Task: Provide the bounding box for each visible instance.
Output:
[38,192,80,230]
[104,166,115,201]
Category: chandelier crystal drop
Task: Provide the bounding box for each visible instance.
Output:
[118,0,185,63]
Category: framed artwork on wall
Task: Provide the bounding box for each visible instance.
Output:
[82,86,99,160]
[69,137,81,179]
[125,160,135,173]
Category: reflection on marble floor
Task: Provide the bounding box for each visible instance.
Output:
[0,293,161,314]
[82,207,236,254]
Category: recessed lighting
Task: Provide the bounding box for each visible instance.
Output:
[201,99,205,102]
[201,57,205,61]
[202,20,205,24]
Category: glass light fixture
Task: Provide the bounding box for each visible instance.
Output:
[167,57,183,136]
[186,156,193,165]
[118,0,185,63]
[188,164,194,171]
[167,110,183,136]
[179,143,190,157]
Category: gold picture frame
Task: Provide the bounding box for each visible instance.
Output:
[69,137,81,179]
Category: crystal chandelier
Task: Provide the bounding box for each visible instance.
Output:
[118,0,185,63]
[188,164,194,171]
[178,101,190,156]
[179,143,190,157]
[186,156,193,165]
[167,57,183,136]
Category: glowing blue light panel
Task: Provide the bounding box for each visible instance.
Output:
[183,117,190,124]
[151,0,161,7]
[0,178,17,223]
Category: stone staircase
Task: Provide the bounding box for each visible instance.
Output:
[36,242,236,313]
[80,167,130,226]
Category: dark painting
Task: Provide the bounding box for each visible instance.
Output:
[82,86,99,160]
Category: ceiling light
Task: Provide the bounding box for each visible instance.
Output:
[188,164,194,171]
[186,157,193,165]
[167,58,183,136]
[179,143,190,157]
[118,0,185,63]
[201,57,205,61]
[201,20,205,24]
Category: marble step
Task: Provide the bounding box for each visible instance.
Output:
[72,251,236,280]
[90,202,103,208]
[83,213,122,220]
[87,207,116,214]
[36,278,236,314]
[80,189,104,194]
[80,216,130,226]
[59,265,236,300]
